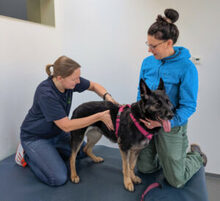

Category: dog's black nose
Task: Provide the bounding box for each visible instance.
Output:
[165,110,174,119]
[167,111,174,119]
[167,115,173,120]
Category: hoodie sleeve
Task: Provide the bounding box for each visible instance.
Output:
[170,62,198,127]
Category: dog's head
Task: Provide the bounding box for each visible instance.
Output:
[139,78,174,131]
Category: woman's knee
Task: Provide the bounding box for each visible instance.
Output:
[167,178,186,188]
[164,171,186,188]
[46,173,68,186]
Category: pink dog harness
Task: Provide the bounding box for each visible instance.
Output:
[115,105,159,200]
[115,104,153,140]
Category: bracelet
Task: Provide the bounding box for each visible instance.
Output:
[103,92,111,100]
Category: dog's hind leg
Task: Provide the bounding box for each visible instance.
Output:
[84,127,104,163]
[129,150,142,184]
[119,148,134,191]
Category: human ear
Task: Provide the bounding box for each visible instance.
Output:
[56,76,63,81]
[167,39,173,47]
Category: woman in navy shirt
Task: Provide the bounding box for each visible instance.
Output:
[15,55,117,186]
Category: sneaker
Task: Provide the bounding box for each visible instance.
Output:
[190,144,207,167]
[15,143,27,167]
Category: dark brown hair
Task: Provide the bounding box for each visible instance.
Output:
[148,9,179,44]
[45,56,81,78]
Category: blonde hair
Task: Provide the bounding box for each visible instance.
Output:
[45,56,81,78]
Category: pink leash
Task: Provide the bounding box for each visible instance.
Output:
[141,182,160,201]
[115,104,153,140]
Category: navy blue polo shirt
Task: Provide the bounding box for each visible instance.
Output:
[20,77,90,140]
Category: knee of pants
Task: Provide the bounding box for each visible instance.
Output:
[46,173,68,186]
[164,173,186,188]
[160,157,186,188]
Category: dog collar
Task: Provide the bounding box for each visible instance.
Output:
[115,104,153,140]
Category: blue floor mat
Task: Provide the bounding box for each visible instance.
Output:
[0,145,209,201]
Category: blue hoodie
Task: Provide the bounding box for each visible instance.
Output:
[137,46,198,128]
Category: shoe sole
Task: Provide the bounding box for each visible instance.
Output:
[190,144,207,167]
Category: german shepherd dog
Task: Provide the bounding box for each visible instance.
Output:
[70,79,174,191]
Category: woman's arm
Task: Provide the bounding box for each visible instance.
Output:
[170,64,198,127]
[54,110,114,133]
[88,81,119,105]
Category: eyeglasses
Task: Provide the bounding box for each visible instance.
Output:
[145,41,167,50]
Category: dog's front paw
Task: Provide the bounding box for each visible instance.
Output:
[71,175,80,183]
[124,178,134,192]
[92,156,104,163]
[131,175,142,184]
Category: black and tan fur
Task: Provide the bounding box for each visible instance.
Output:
[70,79,173,191]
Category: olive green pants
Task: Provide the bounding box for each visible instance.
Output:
[137,124,203,188]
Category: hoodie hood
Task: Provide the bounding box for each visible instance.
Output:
[161,46,191,63]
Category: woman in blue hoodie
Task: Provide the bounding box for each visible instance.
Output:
[137,8,207,188]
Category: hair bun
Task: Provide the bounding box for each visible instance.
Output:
[164,8,179,23]
[156,15,169,25]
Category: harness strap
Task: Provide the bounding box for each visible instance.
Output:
[129,113,153,140]
[115,104,130,138]
[141,182,160,201]
[115,104,153,140]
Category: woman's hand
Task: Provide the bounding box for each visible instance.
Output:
[139,118,162,129]
[98,110,114,131]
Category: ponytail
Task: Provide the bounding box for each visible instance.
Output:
[45,64,54,77]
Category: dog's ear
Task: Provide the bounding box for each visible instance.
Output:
[140,78,151,99]
[157,78,165,91]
